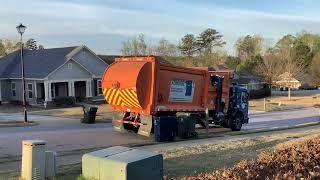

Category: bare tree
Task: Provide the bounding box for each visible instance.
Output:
[121,34,147,56]
[255,52,283,89]
[1,39,20,55]
[277,44,306,100]
[310,53,320,85]
[153,38,178,57]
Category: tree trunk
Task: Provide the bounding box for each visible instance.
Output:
[269,79,272,97]
[288,87,291,100]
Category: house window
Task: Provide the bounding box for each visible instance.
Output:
[97,80,103,95]
[27,83,33,99]
[68,63,72,69]
[11,82,16,97]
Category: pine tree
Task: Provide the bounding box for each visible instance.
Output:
[26,38,38,50]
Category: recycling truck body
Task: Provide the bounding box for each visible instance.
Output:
[102,56,249,138]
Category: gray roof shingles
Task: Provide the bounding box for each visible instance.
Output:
[0,46,77,79]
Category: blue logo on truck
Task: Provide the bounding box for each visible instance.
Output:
[185,80,193,96]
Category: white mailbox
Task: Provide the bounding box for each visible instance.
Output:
[21,140,46,180]
[82,146,163,180]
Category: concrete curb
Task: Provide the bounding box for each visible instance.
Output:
[0,121,39,128]
[225,121,320,136]
[27,113,113,123]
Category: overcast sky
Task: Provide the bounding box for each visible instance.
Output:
[1,0,320,54]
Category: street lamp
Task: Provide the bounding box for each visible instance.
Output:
[16,23,27,123]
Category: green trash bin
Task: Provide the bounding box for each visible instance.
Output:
[81,105,98,124]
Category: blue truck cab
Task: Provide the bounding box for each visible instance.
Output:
[233,86,249,124]
[210,75,249,131]
[220,85,249,131]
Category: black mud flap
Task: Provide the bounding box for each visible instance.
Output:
[243,118,249,124]
[112,112,125,133]
[138,115,153,137]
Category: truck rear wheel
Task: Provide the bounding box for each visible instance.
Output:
[230,113,243,131]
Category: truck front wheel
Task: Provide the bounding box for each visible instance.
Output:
[230,113,243,131]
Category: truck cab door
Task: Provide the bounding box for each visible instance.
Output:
[240,92,249,123]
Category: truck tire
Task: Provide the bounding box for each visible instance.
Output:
[230,113,243,131]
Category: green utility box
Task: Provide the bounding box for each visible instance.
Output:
[82,146,163,180]
[177,114,197,139]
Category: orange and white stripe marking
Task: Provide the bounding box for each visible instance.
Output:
[103,88,142,108]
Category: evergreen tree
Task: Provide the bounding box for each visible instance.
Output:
[26,38,37,50]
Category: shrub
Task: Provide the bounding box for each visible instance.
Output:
[53,96,75,106]
[10,100,30,106]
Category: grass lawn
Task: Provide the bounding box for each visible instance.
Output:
[29,104,113,122]
[0,103,113,122]
[250,94,320,112]
[162,128,320,178]
[0,104,51,113]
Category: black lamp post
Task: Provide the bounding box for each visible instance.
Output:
[16,23,27,123]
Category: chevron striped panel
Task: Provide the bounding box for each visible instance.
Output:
[103,88,142,108]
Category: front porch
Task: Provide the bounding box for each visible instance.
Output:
[35,79,93,104]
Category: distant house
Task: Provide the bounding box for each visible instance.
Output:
[275,72,316,90]
[0,45,108,105]
[237,71,266,91]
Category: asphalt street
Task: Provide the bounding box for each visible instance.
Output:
[0,108,319,172]
[0,107,319,173]
[0,107,319,159]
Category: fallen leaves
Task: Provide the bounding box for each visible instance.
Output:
[175,135,320,180]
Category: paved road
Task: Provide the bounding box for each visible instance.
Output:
[0,113,150,159]
[245,107,320,130]
[0,107,319,173]
[0,107,319,159]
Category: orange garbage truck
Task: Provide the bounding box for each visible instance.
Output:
[102,56,249,139]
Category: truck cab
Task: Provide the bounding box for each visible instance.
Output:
[224,85,249,131]
[233,86,249,123]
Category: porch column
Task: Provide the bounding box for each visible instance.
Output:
[48,82,52,101]
[44,81,49,102]
[68,81,74,97]
[86,80,92,97]
[0,80,2,101]
[34,81,37,99]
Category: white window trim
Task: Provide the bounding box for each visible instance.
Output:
[27,83,33,99]
[97,80,103,96]
[68,63,72,69]
[11,82,16,97]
